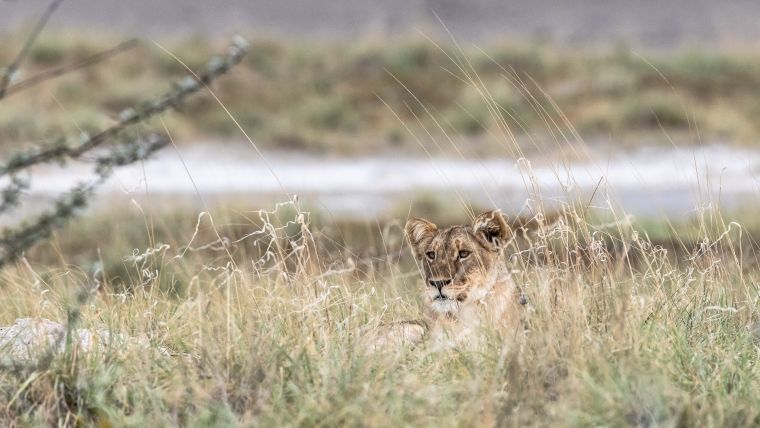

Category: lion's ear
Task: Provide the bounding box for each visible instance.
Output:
[472,210,511,251]
[405,218,438,258]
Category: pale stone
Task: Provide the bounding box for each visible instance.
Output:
[0,317,167,365]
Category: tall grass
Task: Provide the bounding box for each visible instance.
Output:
[0,194,757,426]
[2,31,760,428]
[5,32,760,154]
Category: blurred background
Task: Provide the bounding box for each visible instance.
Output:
[1,0,759,269]
[5,0,760,47]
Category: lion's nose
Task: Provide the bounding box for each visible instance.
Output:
[428,279,452,291]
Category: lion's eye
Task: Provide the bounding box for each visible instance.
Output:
[426,251,435,260]
[458,250,471,259]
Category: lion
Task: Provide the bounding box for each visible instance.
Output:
[366,210,523,351]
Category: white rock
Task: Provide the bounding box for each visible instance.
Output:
[0,317,165,364]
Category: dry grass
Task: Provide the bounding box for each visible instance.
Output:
[0,197,758,426]
[3,31,760,155]
[2,27,760,428]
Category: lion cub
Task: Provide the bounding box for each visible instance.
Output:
[368,210,521,350]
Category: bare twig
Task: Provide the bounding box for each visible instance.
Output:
[0,0,65,99]
[2,39,139,99]
[0,37,249,177]
[0,36,248,265]
[0,133,168,266]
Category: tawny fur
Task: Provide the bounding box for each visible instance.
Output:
[368,210,522,351]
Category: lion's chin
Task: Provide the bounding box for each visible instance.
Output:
[430,298,459,314]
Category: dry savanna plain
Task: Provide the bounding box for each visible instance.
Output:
[0,18,759,427]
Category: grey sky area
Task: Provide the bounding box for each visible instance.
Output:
[2,0,760,49]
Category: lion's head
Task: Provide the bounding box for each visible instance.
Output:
[405,210,512,315]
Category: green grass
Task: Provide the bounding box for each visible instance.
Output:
[1,199,759,426]
[2,28,760,427]
[4,32,760,155]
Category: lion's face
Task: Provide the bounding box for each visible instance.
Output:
[405,211,511,315]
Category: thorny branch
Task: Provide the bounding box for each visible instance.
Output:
[2,38,139,99]
[0,176,29,215]
[0,0,250,268]
[0,36,249,265]
[0,1,251,375]
[0,36,250,177]
[0,134,169,266]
